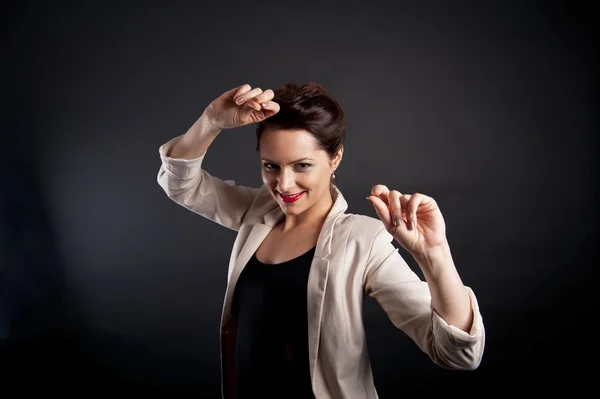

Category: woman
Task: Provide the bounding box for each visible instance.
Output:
[156,83,485,399]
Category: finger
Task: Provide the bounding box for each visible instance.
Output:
[399,194,411,217]
[370,184,390,206]
[231,84,252,101]
[244,100,262,111]
[244,93,266,111]
[253,89,274,106]
[367,195,392,228]
[236,87,263,109]
[260,100,280,115]
[247,89,275,113]
[388,190,405,228]
[406,193,424,230]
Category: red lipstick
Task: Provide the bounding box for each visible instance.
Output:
[278,191,305,203]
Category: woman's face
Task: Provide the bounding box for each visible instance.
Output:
[259,128,341,217]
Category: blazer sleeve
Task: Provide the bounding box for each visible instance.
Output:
[363,226,485,370]
[156,134,260,232]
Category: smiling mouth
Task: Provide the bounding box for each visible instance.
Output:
[278,191,305,202]
[279,192,304,197]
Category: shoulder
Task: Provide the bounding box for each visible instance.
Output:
[243,185,281,218]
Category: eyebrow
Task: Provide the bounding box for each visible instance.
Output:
[261,157,313,164]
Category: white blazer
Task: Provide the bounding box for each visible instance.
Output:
[157,135,485,399]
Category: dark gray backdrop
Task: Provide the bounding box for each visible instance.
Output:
[1,0,597,397]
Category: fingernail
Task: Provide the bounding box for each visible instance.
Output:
[410,221,415,230]
[236,97,244,104]
[262,102,268,107]
[393,217,400,226]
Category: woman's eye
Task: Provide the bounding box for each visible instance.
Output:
[263,163,311,171]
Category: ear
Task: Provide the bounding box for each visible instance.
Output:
[333,145,344,168]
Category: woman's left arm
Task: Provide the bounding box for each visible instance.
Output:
[366,185,485,370]
[411,242,473,333]
[367,185,475,333]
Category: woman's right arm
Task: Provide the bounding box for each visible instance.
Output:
[167,112,221,160]
[157,112,261,232]
[157,84,280,232]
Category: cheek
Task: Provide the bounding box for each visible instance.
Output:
[305,175,321,187]
[261,171,274,186]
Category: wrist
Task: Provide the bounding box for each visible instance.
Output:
[412,239,450,262]
[413,241,455,280]
[193,112,222,138]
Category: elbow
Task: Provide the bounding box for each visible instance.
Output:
[157,168,197,200]
[157,172,178,199]
[430,340,485,371]
[434,351,483,371]
[430,318,486,371]
[456,352,483,371]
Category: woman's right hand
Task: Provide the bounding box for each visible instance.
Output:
[203,84,280,130]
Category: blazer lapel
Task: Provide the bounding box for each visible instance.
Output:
[221,222,276,332]
[306,184,347,381]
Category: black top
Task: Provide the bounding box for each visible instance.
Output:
[232,245,317,399]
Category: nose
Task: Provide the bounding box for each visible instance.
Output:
[277,168,296,192]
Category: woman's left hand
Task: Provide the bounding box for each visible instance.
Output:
[367,185,448,257]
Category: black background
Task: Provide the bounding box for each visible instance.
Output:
[1,1,597,397]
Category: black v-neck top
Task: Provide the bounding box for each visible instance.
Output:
[231,245,317,399]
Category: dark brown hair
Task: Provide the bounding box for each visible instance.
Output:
[255,82,346,184]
